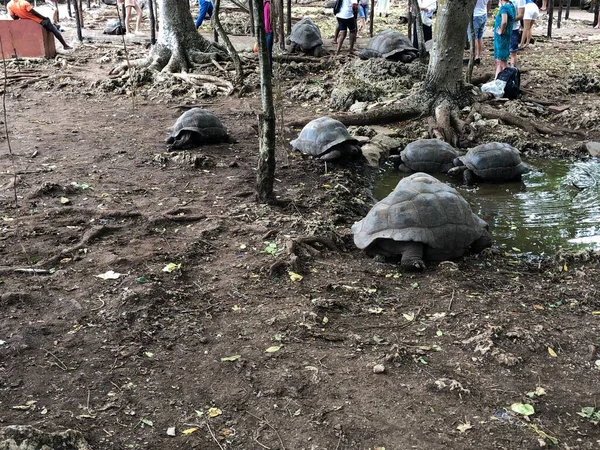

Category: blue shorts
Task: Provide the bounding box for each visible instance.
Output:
[510,29,520,52]
[337,16,357,32]
[358,3,369,18]
[472,14,487,40]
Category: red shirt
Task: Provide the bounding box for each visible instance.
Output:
[7,0,43,24]
[264,0,272,34]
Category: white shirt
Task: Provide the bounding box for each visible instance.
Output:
[336,0,358,19]
[473,0,489,17]
[418,0,436,27]
[510,0,526,30]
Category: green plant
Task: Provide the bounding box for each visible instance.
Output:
[261,241,279,256]
[577,407,600,425]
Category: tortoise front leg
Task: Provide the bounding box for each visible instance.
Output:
[400,242,426,271]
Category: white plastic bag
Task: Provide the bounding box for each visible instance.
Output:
[481,79,507,98]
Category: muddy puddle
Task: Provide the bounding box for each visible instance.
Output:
[373,158,600,256]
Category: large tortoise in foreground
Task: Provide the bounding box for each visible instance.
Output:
[448,142,530,184]
[166,108,230,150]
[288,18,324,57]
[352,173,491,270]
[359,30,418,62]
[291,117,362,161]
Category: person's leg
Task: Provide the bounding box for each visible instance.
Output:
[333,24,340,44]
[412,21,417,48]
[335,18,346,52]
[509,29,519,66]
[124,5,133,33]
[196,0,208,28]
[527,20,535,45]
[265,31,273,71]
[520,19,529,46]
[348,18,357,53]
[41,18,72,49]
[423,24,432,43]
[134,2,142,32]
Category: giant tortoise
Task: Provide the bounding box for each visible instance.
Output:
[352,172,492,270]
[358,30,418,62]
[290,117,361,161]
[448,142,530,184]
[165,108,230,150]
[398,139,459,174]
[288,18,324,57]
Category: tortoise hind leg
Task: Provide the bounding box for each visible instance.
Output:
[400,242,426,271]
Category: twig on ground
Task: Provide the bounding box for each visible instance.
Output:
[205,421,226,450]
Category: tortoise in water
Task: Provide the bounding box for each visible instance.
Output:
[351,172,492,270]
[448,142,530,184]
[165,108,230,150]
[288,18,324,57]
[291,117,362,161]
[358,30,418,62]
[398,139,459,174]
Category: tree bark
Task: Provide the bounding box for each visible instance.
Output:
[213,0,245,85]
[411,0,426,60]
[110,0,227,75]
[252,0,276,203]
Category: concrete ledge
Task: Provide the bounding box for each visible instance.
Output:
[0,19,56,58]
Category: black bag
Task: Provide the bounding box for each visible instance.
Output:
[333,0,343,14]
[496,66,521,99]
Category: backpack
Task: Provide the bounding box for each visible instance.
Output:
[496,67,521,99]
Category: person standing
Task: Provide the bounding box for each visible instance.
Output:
[509,0,525,66]
[494,0,515,77]
[264,0,273,71]
[335,0,358,55]
[412,0,436,49]
[469,0,489,65]
[357,0,369,35]
[520,0,539,47]
[195,0,214,29]
[117,0,143,35]
[7,0,72,49]
[375,0,390,17]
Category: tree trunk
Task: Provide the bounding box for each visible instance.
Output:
[411,0,426,60]
[148,0,156,44]
[213,0,245,85]
[111,0,227,74]
[548,0,554,37]
[252,0,276,203]
[277,0,286,50]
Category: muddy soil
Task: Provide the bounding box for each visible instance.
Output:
[1,5,600,450]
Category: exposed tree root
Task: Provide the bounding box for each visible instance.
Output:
[474,103,586,137]
[169,73,235,95]
[268,236,339,276]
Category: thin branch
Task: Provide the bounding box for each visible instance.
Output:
[0,35,17,206]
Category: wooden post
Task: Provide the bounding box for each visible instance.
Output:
[407,0,412,41]
[286,0,291,35]
[594,0,600,28]
[66,0,72,18]
[466,10,475,84]
[148,0,156,44]
[72,0,83,41]
[411,0,425,58]
[78,0,84,28]
[87,0,90,9]
[547,0,553,37]
[557,0,563,28]
[564,0,571,19]
[369,0,375,36]
[249,0,255,36]
[278,0,286,49]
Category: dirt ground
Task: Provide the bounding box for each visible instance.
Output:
[1,3,600,450]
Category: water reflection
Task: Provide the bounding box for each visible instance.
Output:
[373,158,600,256]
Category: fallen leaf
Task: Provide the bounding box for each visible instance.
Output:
[403,313,415,321]
[289,271,303,282]
[140,418,154,427]
[511,403,535,416]
[96,270,123,280]
[162,263,181,273]
[220,354,241,362]
[166,427,176,436]
[207,407,222,418]
[182,427,198,435]
[457,422,472,433]
[59,197,71,205]
[265,346,281,353]
[548,347,558,357]
[368,307,383,314]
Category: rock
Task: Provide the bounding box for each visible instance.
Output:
[166,427,176,436]
[0,426,90,450]
[371,133,403,152]
[353,135,371,145]
[584,141,600,157]
[349,101,368,113]
[373,364,385,374]
[361,143,388,167]
[330,84,384,111]
[369,125,398,136]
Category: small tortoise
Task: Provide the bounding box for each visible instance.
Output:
[448,142,530,184]
[291,117,362,161]
[288,18,324,57]
[398,139,459,174]
[358,30,418,62]
[165,108,230,150]
[352,172,491,270]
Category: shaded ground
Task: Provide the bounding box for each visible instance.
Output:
[1,4,600,450]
